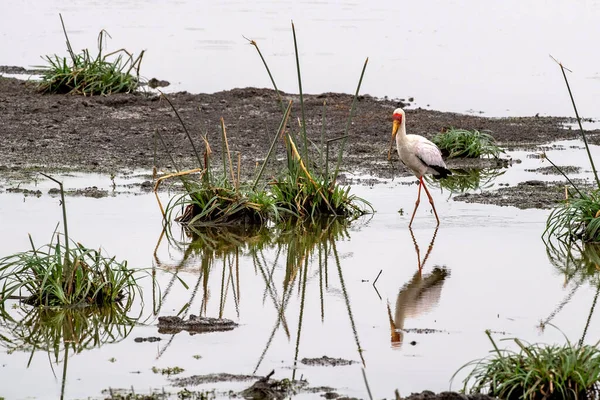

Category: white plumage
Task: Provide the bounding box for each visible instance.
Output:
[388,108,451,226]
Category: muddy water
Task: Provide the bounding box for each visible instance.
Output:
[2,1,600,118]
[1,145,600,399]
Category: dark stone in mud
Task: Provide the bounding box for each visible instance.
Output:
[400,391,498,400]
[146,77,170,88]
[157,314,238,334]
[240,371,297,400]
[133,336,161,343]
[301,355,357,367]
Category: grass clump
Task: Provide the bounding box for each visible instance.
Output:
[432,128,503,159]
[38,14,144,95]
[543,58,600,244]
[0,174,147,308]
[0,234,143,308]
[456,330,600,400]
[157,24,372,227]
[245,22,372,221]
[545,189,600,243]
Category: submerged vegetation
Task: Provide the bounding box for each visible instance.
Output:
[38,14,144,95]
[457,330,600,400]
[432,128,504,159]
[0,174,148,308]
[157,22,372,226]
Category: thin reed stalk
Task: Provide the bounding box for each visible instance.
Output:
[552,57,600,188]
[332,58,369,184]
[291,21,309,165]
[252,101,293,190]
[244,36,285,114]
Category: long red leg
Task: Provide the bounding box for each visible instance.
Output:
[420,177,440,225]
[408,179,423,227]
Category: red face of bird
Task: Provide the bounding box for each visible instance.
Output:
[388,108,405,160]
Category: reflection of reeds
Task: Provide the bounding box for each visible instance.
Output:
[545,239,600,287]
[542,239,600,344]
[0,305,136,356]
[0,305,136,400]
[156,215,365,371]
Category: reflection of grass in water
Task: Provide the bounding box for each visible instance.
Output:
[0,305,137,400]
[155,217,365,372]
[542,239,600,345]
[425,167,506,194]
[545,239,600,287]
[0,305,136,356]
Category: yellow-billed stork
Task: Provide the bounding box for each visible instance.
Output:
[388,108,451,226]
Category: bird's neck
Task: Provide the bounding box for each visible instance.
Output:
[396,120,407,144]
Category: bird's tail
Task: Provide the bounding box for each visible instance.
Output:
[431,165,452,179]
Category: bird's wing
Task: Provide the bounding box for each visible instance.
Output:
[414,138,446,169]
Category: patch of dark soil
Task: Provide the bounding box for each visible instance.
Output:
[133,336,161,343]
[400,391,498,400]
[48,186,110,198]
[6,187,42,197]
[171,373,257,387]
[0,65,46,75]
[157,315,238,335]
[0,76,590,183]
[404,328,447,334]
[525,165,582,175]
[301,355,357,366]
[453,180,586,209]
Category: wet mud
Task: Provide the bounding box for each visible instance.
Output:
[157,315,238,335]
[1,76,597,209]
[400,391,498,400]
[453,180,591,210]
[300,355,357,366]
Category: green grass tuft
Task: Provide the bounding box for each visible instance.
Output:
[0,232,145,308]
[544,189,600,243]
[0,174,149,309]
[37,14,144,95]
[432,128,504,159]
[456,330,600,400]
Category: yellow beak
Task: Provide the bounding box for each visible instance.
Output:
[388,119,400,160]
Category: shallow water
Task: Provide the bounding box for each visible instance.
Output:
[2,1,600,118]
[2,144,600,399]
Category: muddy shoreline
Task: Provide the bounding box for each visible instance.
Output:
[2,75,596,209]
[1,77,595,172]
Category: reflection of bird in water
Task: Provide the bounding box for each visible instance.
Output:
[388,107,451,226]
[387,266,449,347]
[387,226,449,347]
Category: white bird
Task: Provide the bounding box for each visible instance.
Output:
[388,108,451,226]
